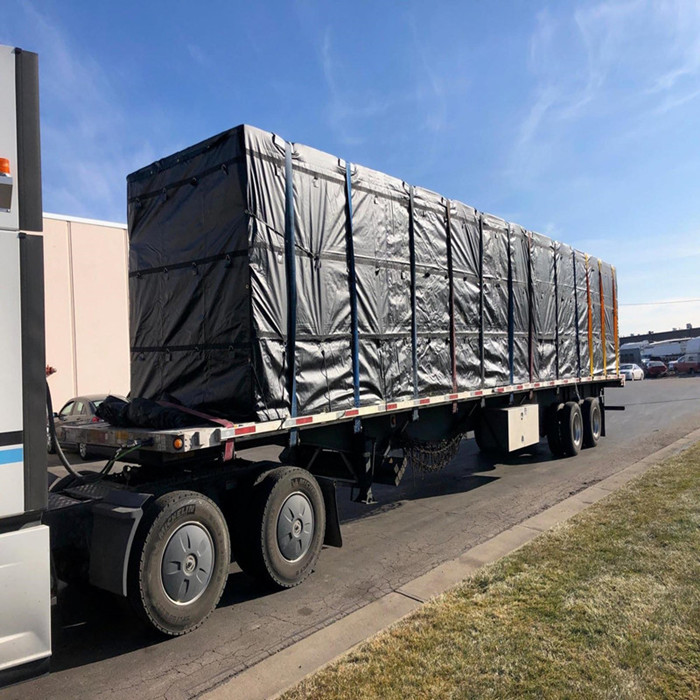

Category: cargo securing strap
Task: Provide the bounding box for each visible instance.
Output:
[585,254,594,376]
[345,163,361,413]
[284,141,299,445]
[156,401,235,461]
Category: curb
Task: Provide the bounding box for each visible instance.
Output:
[201,428,700,700]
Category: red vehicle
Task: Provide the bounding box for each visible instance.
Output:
[645,360,667,378]
[675,354,700,374]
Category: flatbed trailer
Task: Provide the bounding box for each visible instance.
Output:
[55,370,622,640]
[0,46,624,688]
[49,123,625,639]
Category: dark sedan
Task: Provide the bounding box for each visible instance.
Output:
[48,394,125,460]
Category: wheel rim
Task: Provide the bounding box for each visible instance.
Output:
[573,411,583,446]
[47,427,52,451]
[592,407,601,438]
[79,443,87,458]
[161,522,215,605]
[276,492,314,563]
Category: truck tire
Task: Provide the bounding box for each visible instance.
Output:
[546,403,565,458]
[237,467,325,589]
[560,401,583,457]
[127,490,230,637]
[582,397,601,448]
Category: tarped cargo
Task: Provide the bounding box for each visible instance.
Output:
[128,125,619,422]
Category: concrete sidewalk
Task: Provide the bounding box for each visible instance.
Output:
[202,427,700,700]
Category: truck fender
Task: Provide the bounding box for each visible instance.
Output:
[88,490,152,597]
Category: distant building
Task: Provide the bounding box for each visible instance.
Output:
[620,326,696,345]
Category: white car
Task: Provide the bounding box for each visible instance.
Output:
[620,363,644,381]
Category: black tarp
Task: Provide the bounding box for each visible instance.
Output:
[127,124,618,423]
[555,242,578,378]
[449,201,481,390]
[530,232,557,381]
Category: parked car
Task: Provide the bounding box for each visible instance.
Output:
[47,394,126,459]
[620,363,644,381]
[676,354,700,374]
[644,361,667,378]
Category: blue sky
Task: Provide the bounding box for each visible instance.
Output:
[4,0,700,335]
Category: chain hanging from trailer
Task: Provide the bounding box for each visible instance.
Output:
[403,431,466,474]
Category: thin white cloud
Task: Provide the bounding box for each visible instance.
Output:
[19,1,157,221]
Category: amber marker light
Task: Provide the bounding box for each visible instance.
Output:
[173,437,184,450]
[0,158,10,175]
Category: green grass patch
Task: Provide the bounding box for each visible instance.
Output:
[283,443,700,700]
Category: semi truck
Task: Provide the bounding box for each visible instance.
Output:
[0,44,622,685]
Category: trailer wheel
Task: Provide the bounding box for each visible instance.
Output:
[560,401,584,457]
[240,467,325,589]
[127,490,230,637]
[546,403,565,458]
[582,398,601,448]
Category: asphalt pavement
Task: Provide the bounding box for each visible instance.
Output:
[7,375,700,700]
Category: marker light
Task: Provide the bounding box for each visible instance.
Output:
[0,158,10,175]
[173,437,184,450]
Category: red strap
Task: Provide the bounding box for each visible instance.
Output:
[156,401,235,461]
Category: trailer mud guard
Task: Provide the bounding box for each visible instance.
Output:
[88,491,151,596]
[317,477,342,548]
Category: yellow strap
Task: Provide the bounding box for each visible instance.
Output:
[585,254,594,376]
[599,259,606,376]
[612,265,619,374]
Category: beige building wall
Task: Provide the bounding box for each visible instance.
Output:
[42,213,130,409]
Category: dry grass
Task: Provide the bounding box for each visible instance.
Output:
[282,443,700,700]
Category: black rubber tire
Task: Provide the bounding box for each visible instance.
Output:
[582,397,602,448]
[127,490,230,637]
[560,401,584,457]
[78,442,90,460]
[238,467,325,589]
[546,403,565,458]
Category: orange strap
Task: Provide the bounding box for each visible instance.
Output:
[585,254,594,376]
[612,265,619,374]
[599,259,606,376]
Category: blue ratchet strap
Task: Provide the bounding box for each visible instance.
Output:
[408,186,419,398]
[284,141,298,445]
[345,163,361,432]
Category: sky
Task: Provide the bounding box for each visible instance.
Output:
[3,0,700,336]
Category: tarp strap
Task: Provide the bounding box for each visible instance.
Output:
[477,213,485,387]
[507,224,515,385]
[528,231,534,382]
[598,259,606,375]
[345,163,361,411]
[409,186,419,398]
[572,250,581,377]
[585,254,594,376]
[445,199,457,393]
[156,401,235,461]
[553,242,560,379]
[284,141,298,444]
[612,265,619,374]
